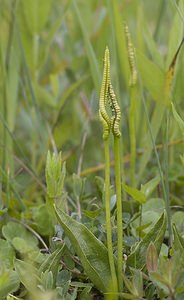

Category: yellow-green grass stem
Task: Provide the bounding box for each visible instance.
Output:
[129,85,137,188]
[114,136,123,292]
[104,139,118,299]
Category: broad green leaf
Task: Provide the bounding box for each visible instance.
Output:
[12,237,37,254]
[122,183,146,204]
[142,198,165,213]
[127,211,167,269]
[0,271,20,299]
[140,176,160,198]
[136,50,165,102]
[2,222,38,249]
[33,204,53,236]
[0,239,15,270]
[171,102,184,134]
[55,206,113,292]
[14,259,39,292]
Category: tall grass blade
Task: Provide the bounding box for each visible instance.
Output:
[72,0,101,93]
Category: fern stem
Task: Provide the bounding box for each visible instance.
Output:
[114,136,123,291]
[104,139,118,298]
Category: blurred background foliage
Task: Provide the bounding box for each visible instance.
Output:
[0,0,184,215]
[0,0,184,299]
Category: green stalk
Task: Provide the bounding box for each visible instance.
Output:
[104,139,118,298]
[129,86,137,187]
[164,109,172,245]
[114,136,123,292]
[124,24,137,188]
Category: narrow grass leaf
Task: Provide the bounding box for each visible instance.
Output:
[171,102,184,133]
[110,0,130,88]
[72,0,100,93]
[55,205,113,292]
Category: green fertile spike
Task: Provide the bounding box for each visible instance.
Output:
[108,82,121,138]
[124,24,137,86]
[99,47,111,140]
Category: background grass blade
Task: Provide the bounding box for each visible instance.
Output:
[72,0,101,93]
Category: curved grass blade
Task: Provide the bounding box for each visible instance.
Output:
[55,205,114,293]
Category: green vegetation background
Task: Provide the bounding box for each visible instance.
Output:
[0,0,184,299]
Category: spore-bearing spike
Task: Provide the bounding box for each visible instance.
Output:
[108,82,121,138]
